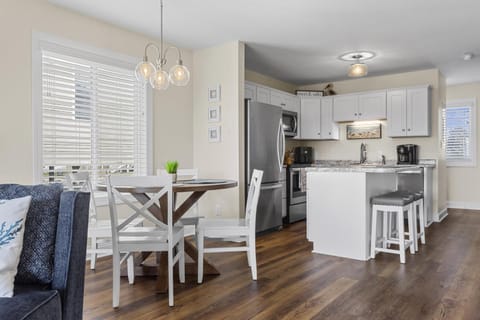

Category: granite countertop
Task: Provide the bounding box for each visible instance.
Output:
[306,165,423,173]
[304,159,436,173]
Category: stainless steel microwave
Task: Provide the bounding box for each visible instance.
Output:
[282,110,298,137]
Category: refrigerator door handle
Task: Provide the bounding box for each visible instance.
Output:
[281,119,286,169]
[276,118,284,173]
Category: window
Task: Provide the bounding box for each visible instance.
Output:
[33,34,151,187]
[443,99,476,167]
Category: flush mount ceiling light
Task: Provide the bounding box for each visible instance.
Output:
[339,51,376,78]
[135,0,190,90]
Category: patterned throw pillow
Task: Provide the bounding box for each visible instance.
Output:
[0,196,32,297]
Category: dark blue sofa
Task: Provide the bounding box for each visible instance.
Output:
[0,184,90,320]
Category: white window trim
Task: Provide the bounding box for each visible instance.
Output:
[32,32,153,205]
[445,98,476,168]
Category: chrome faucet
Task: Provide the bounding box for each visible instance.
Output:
[360,143,367,164]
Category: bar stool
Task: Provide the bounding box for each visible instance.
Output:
[371,191,416,263]
[399,190,426,252]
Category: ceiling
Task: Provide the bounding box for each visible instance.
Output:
[49,0,480,85]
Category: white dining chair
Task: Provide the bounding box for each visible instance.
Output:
[106,175,185,308]
[65,172,143,270]
[157,168,200,237]
[196,169,263,283]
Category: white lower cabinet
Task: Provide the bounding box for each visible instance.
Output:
[300,97,339,140]
[387,86,430,137]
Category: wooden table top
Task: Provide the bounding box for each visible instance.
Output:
[97,179,237,193]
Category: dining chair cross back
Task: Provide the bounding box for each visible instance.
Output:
[196,169,263,283]
[158,168,200,237]
[106,175,185,308]
[65,172,143,271]
[65,172,112,270]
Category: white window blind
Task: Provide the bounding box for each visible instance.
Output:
[443,99,476,167]
[41,50,147,185]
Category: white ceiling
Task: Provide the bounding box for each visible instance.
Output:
[49,0,480,85]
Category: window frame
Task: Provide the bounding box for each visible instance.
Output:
[32,32,153,203]
[444,98,477,168]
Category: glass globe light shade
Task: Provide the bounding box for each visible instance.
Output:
[169,64,190,86]
[348,63,368,77]
[149,69,170,90]
[135,60,156,82]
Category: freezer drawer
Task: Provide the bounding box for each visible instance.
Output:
[256,183,283,233]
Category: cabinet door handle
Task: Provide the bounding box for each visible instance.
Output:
[329,132,331,135]
[402,129,406,132]
[359,113,362,116]
[354,113,358,116]
[318,132,321,135]
[407,128,411,131]
[280,103,286,106]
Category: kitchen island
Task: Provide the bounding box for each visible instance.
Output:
[306,165,426,261]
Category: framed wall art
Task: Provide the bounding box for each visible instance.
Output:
[208,126,221,143]
[208,105,221,122]
[208,85,221,102]
[346,123,382,140]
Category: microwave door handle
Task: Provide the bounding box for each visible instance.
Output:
[293,116,297,133]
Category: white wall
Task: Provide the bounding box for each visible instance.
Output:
[446,82,480,209]
[298,69,447,216]
[193,41,245,218]
[0,0,193,184]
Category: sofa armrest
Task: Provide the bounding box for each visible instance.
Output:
[51,191,89,320]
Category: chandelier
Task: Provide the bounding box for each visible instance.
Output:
[135,0,190,90]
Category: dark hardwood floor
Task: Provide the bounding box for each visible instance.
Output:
[83,209,480,320]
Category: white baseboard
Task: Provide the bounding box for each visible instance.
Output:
[447,201,480,210]
[437,208,448,221]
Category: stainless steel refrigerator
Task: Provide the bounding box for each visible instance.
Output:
[245,99,285,233]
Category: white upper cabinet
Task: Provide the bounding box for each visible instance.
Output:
[358,91,387,120]
[245,82,256,100]
[285,94,301,114]
[270,90,300,113]
[387,86,430,137]
[300,97,321,139]
[300,97,339,140]
[256,85,271,104]
[333,91,386,122]
[386,89,407,136]
[320,97,339,139]
[333,95,357,122]
[270,90,285,107]
[407,87,430,136]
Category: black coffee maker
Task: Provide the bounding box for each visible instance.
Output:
[397,144,418,164]
[294,147,313,164]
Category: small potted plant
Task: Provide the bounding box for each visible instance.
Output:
[164,160,179,182]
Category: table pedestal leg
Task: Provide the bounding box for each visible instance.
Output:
[154,239,220,293]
